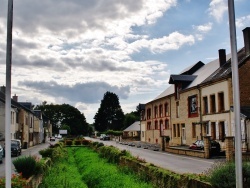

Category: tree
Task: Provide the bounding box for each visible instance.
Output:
[123,111,140,130]
[35,103,89,136]
[94,91,125,132]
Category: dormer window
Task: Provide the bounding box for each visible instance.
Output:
[175,83,182,100]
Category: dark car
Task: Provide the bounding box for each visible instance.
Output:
[103,135,110,141]
[189,140,221,153]
[3,142,22,157]
[11,142,22,157]
[189,140,204,150]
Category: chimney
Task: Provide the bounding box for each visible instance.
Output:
[243,27,250,56]
[12,94,18,102]
[218,49,226,67]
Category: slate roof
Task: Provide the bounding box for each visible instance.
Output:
[169,75,197,84]
[152,56,228,102]
[201,47,249,84]
[123,121,140,132]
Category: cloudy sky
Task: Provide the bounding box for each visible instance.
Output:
[0,0,249,124]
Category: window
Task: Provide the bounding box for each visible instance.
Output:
[175,83,181,100]
[165,119,169,129]
[203,96,208,114]
[192,123,196,138]
[210,94,216,113]
[177,124,180,137]
[219,121,225,141]
[30,117,33,128]
[173,124,176,137]
[218,92,225,112]
[164,103,169,116]
[188,95,198,116]
[147,122,151,130]
[159,105,163,117]
[176,102,179,118]
[25,116,28,125]
[155,121,158,129]
[154,106,158,118]
[146,108,151,119]
[211,122,216,140]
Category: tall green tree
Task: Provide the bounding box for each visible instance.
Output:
[94,91,124,132]
[123,111,140,130]
[35,103,89,135]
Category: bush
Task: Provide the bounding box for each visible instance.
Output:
[74,140,82,145]
[13,156,37,179]
[39,148,54,158]
[0,174,27,188]
[65,140,73,146]
[97,142,104,148]
[82,140,91,145]
[206,161,250,188]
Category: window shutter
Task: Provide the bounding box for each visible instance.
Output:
[231,121,235,136]
[207,122,211,136]
[216,121,219,139]
[225,121,228,136]
[241,119,245,140]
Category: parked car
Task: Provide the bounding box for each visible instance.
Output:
[103,135,110,141]
[189,140,204,150]
[100,134,106,140]
[57,134,62,139]
[189,140,221,153]
[11,139,22,149]
[0,145,3,163]
[11,142,22,157]
[50,136,56,141]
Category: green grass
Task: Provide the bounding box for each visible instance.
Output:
[39,150,88,188]
[40,147,153,188]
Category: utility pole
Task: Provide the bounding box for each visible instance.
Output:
[228,0,243,187]
[5,0,13,187]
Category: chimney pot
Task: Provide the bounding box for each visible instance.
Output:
[243,27,250,56]
[218,49,226,67]
[12,94,18,102]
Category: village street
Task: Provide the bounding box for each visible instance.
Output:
[86,137,226,175]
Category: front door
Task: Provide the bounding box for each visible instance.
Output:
[182,124,186,145]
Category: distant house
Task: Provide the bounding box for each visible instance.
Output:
[123,121,140,140]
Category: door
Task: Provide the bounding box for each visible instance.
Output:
[182,124,186,145]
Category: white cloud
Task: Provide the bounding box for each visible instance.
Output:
[129,32,195,53]
[208,0,227,23]
[236,15,250,28]
[193,22,213,41]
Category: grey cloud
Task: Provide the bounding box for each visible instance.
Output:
[12,54,68,72]
[0,0,143,34]
[13,39,38,49]
[18,80,130,103]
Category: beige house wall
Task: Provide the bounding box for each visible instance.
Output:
[144,97,171,147]
[170,89,201,146]
[140,121,146,142]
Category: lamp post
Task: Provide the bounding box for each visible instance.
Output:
[228,0,243,187]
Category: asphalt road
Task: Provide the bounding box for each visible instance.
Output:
[0,141,52,178]
[86,137,225,175]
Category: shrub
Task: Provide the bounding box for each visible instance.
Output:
[0,174,27,188]
[39,148,54,158]
[13,156,37,179]
[82,140,91,145]
[97,142,104,148]
[65,140,73,146]
[206,161,250,188]
[74,140,82,145]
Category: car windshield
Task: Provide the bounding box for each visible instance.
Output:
[11,143,18,147]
